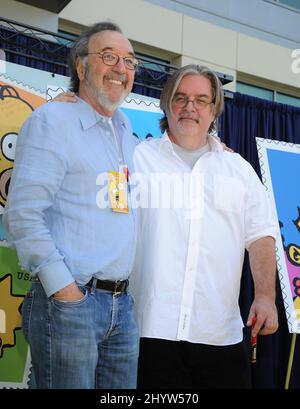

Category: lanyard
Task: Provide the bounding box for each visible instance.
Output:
[107,118,125,167]
[106,118,130,213]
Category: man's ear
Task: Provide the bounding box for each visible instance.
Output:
[76,57,85,81]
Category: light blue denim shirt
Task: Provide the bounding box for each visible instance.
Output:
[3,97,138,297]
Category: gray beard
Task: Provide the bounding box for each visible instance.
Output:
[83,63,128,112]
[90,85,127,112]
[84,64,129,111]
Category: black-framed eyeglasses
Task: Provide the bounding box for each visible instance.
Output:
[87,51,139,70]
[172,95,213,110]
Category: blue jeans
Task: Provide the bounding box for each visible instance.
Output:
[22,278,139,389]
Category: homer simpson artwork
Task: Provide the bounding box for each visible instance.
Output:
[0,85,34,212]
[256,138,300,334]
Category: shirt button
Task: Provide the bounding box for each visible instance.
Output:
[106,131,110,136]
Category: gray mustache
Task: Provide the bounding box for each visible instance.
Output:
[178,116,199,124]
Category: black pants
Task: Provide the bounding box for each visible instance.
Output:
[138,338,251,389]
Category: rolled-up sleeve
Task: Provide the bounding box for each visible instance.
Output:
[3,109,75,296]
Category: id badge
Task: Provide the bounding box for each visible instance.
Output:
[108,167,129,213]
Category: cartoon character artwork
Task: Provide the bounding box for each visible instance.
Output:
[121,96,162,139]
[0,85,34,211]
[0,80,45,388]
[0,246,33,388]
[0,81,45,241]
[282,208,300,315]
[256,138,300,333]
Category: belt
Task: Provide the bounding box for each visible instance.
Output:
[86,278,128,294]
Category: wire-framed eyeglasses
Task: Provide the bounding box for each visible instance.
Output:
[172,95,213,110]
[87,51,139,70]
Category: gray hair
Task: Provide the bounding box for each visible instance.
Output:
[159,64,224,134]
[69,21,123,92]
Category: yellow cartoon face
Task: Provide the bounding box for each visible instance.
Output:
[0,86,33,210]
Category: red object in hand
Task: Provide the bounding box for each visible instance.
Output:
[251,317,257,363]
[123,167,129,182]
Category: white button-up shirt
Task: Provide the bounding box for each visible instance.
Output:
[131,132,278,345]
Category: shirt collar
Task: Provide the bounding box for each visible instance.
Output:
[208,133,224,153]
[77,97,127,131]
[158,131,173,153]
[158,131,224,154]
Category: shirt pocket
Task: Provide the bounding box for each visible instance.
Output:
[214,175,246,214]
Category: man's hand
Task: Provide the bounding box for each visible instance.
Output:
[246,295,278,337]
[50,91,77,103]
[53,282,84,302]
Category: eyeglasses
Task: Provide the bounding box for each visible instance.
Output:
[87,51,139,70]
[172,95,213,110]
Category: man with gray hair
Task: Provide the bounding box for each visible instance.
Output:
[132,64,278,388]
[4,22,140,388]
